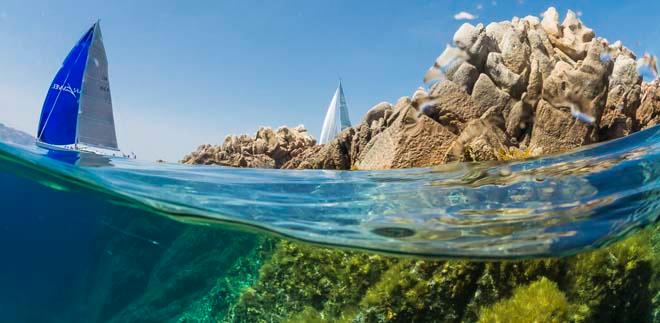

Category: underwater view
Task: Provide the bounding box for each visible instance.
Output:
[1,1,660,322]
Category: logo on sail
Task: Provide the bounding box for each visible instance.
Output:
[52,83,81,99]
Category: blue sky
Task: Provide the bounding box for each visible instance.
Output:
[1,1,659,161]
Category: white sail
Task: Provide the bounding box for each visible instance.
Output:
[319,81,351,145]
[77,22,118,150]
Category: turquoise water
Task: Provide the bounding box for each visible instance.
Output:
[0,126,659,321]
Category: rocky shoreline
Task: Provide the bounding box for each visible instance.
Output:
[185,7,660,171]
[180,8,660,323]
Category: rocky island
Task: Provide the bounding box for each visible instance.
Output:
[185,7,660,171]
[177,8,660,323]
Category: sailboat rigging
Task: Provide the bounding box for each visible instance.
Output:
[37,21,121,156]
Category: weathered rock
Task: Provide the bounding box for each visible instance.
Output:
[546,8,595,62]
[450,62,480,93]
[500,27,530,75]
[636,80,660,130]
[484,52,524,97]
[362,102,393,127]
[471,73,511,117]
[529,100,597,154]
[542,39,610,123]
[601,55,642,139]
[505,99,534,141]
[283,128,355,170]
[525,26,556,78]
[412,87,427,101]
[541,7,562,38]
[425,80,483,129]
[525,58,543,108]
[485,21,510,47]
[454,23,481,50]
[184,6,655,176]
[182,125,315,168]
[444,119,511,162]
[454,23,495,69]
[355,105,456,170]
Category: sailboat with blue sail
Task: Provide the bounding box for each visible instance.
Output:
[37,22,121,156]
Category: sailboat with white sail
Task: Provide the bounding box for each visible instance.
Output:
[319,80,351,145]
[36,21,122,157]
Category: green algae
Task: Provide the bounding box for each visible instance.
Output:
[477,277,569,323]
[225,224,659,323]
[229,240,394,322]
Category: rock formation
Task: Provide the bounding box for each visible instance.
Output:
[186,7,660,170]
[182,125,315,168]
[281,7,658,168]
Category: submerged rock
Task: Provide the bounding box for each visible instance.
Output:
[228,228,656,323]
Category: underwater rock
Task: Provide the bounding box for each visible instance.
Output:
[182,125,315,168]
[228,228,656,323]
[477,277,570,322]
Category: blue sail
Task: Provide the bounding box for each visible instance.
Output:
[37,26,95,145]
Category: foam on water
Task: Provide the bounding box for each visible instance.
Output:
[1,125,659,259]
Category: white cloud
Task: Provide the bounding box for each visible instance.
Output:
[476,4,483,10]
[576,11,583,17]
[454,11,477,20]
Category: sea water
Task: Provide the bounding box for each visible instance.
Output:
[0,126,658,322]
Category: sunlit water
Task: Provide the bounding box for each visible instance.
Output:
[0,126,659,321]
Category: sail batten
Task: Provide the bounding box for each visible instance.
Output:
[319,81,351,145]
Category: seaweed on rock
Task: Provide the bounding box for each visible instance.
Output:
[230,241,394,322]
[477,277,570,323]
[228,226,658,323]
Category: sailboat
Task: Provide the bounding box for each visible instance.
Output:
[36,21,120,156]
[318,80,351,145]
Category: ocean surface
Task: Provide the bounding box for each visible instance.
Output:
[0,125,659,322]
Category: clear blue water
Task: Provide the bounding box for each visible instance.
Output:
[2,125,660,259]
[0,126,659,321]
